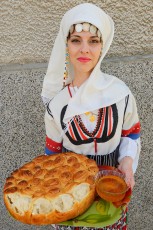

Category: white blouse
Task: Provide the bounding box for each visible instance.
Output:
[44,86,141,173]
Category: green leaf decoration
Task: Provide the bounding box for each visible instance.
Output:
[60,199,125,228]
[96,199,110,215]
[77,214,111,224]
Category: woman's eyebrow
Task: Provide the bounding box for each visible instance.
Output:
[90,36,99,38]
[70,35,81,38]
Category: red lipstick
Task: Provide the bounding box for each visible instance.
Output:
[77,57,91,63]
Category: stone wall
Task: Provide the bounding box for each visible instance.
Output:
[1,0,152,64]
[1,0,153,230]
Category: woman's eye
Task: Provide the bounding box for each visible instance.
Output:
[90,40,100,43]
[71,39,80,43]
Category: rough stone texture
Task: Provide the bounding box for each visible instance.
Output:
[1,57,153,229]
[0,0,153,64]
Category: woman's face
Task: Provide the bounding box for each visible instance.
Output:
[67,31,102,76]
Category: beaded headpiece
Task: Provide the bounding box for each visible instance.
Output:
[70,23,102,39]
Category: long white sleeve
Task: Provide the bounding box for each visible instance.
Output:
[118,94,141,173]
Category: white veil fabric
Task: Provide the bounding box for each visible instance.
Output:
[41,3,130,123]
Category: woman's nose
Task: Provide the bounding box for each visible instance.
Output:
[80,42,89,53]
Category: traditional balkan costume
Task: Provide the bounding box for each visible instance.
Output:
[41,3,141,229]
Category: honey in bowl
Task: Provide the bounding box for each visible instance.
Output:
[95,170,128,202]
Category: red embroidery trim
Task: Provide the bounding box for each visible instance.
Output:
[77,108,103,138]
[96,107,106,138]
[73,118,88,140]
[69,122,77,141]
[67,84,72,97]
[122,122,141,136]
[46,136,62,152]
[94,138,97,154]
[108,106,112,136]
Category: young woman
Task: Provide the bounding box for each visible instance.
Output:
[41,3,141,229]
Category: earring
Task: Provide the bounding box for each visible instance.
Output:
[63,43,69,87]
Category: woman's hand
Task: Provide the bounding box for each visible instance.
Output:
[118,156,135,190]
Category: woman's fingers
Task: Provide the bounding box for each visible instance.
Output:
[124,172,135,190]
[118,156,135,190]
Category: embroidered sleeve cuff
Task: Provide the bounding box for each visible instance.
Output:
[45,136,62,155]
[122,122,141,140]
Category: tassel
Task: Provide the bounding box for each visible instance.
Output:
[94,139,97,154]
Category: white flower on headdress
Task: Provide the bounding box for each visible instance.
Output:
[82,23,90,31]
[90,25,97,35]
[75,24,83,32]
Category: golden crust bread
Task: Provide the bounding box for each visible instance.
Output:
[3,152,99,225]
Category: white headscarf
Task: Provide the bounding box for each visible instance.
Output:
[41,3,130,123]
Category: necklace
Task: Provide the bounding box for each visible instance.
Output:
[77,108,103,136]
[84,111,98,122]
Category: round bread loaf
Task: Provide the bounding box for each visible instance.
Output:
[3,152,99,225]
